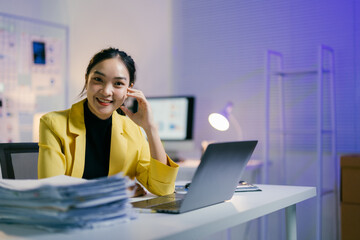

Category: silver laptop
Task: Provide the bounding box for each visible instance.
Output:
[131,141,258,214]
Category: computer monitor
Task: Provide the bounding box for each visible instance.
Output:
[144,96,195,160]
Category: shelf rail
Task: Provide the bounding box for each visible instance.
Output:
[263,45,337,240]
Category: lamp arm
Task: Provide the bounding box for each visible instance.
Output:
[229,114,243,140]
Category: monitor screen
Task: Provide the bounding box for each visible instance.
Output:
[146,96,195,141]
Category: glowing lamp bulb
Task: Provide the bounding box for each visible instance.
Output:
[208,113,229,131]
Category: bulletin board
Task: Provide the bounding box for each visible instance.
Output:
[0,12,68,142]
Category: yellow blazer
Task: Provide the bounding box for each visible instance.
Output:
[38,99,179,196]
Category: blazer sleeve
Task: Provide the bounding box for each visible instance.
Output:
[134,129,179,196]
[38,114,67,178]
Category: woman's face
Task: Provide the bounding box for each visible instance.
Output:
[86,58,131,120]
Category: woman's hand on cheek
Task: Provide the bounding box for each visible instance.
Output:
[120,88,155,131]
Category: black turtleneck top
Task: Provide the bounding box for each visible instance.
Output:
[82,101,112,179]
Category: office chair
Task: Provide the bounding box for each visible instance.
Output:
[0,142,39,179]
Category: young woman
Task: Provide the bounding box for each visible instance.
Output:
[38,47,179,196]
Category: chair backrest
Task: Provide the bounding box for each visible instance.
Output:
[0,143,39,179]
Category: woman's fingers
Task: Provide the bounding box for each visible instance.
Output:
[123,88,154,130]
[127,89,149,110]
[127,88,144,98]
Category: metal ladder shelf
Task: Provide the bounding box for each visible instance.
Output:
[263,45,337,240]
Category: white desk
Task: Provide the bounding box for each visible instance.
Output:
[0,184,315,240]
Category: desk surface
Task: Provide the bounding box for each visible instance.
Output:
[0,184,316,240]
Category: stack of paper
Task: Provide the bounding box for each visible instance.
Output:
[0,173,135,231]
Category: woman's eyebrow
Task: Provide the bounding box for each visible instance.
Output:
[114,76,127,80]
[94,70,106,76]
[94,70,127,80]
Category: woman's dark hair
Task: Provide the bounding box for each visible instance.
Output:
[79,47,136,97]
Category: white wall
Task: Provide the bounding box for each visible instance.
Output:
[173,0,360,155]
[0,0,174,106]
[173,1,360,239]
[0,0,69,25]
[66,0,174,104]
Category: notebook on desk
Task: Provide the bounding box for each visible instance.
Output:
[131,140,258,214]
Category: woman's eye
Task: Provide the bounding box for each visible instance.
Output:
[114,82,124,87]
[93,77,102,82]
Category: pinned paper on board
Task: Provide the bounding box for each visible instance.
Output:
[0,13,67,142]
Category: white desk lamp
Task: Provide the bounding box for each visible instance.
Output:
[207,102,262,180]
[208,102,243,139]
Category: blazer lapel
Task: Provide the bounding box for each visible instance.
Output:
[68,99,86,178]
[108,114,127,176]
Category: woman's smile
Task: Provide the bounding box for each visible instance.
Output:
[96,97,113,106]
